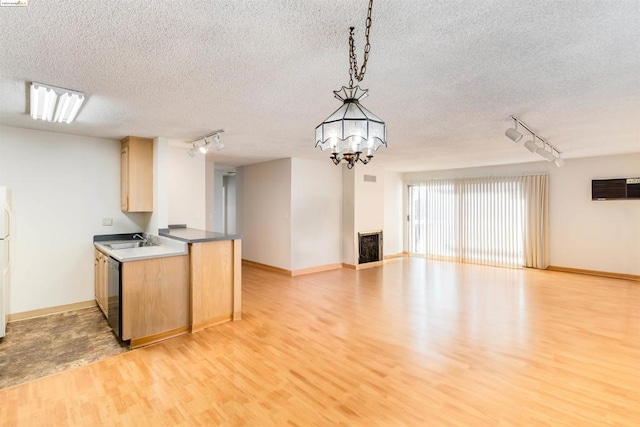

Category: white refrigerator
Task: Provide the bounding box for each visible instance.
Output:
[1,187,11,337]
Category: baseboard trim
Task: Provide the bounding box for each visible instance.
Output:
[191,315,233,333]
[291,263,343,276]
[342,260,385,270]
[384,252,406,260]
[243,259,343,277]
[242,259,291,275]
[546,266,640,282]
[8,300,97,322]
[130,326,190,349]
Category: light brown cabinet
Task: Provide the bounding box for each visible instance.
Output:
[121,255,190,347]
[189,239,242,332]
[94,249,109,317]
[120,136,153,212]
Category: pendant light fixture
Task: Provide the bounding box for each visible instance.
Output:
[315,0,387,169]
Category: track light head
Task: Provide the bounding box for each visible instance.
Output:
[524,138,537,153]
[214,134,224,151]
[554,157,565,167]
[199,138,212,154]
[505,127,523,142]
[535,146,556,162]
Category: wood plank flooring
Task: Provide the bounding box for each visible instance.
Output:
[1,258,638,426]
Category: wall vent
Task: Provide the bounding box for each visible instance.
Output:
[592,178,640,200]
[363,174,377,183]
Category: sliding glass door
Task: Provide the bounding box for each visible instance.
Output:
[408,175,547,268]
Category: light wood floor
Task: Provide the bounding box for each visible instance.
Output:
[1,258,639,426]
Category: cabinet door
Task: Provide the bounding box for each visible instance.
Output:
[100,254,109,316]
[120,137,153,212]
[120,146,129,211]
[94,250,100,305]
[94,250,109,317]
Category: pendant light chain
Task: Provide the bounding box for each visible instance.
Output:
[348,0,374,88]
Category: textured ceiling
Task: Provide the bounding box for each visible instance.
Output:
[0,0,638,172]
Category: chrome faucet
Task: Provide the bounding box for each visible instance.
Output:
[133,233,149,244]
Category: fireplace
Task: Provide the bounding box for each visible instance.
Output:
[358,231,383,264]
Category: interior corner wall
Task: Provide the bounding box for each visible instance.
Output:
[403,153,640,275]
[213,168,224,232]
[342,166,356,265]
[146,137,169,234]
[167,146,206,229]
[341,164,385,265]
[225,175,237,234]
[291,158,342,271]
[205,161,215,231]
[240,158,292,270]
[384,170,403,256]
[0,126,144,314]
[235,166,244,235]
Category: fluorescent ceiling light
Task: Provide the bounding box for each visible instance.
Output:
[30,82,85,124]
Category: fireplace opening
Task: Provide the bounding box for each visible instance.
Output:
[358,231,383,264]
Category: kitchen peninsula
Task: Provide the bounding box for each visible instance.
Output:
[94,229,241,348]
[160,227,242,332]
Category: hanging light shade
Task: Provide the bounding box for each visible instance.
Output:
[315,0,386,169]
[315,86,386,168]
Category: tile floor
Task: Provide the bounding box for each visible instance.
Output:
[0,306,129,389]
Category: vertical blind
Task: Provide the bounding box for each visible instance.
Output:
[408,175,548,269]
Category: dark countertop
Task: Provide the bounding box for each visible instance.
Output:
[159,227,241,243]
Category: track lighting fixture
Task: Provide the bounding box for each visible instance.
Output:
[506,116,564,167]
[185,129,224,157]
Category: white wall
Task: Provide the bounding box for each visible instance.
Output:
[0,126,145,314]
[404,153,640,275]
[342,164,386,265]
[384,170,403,256]
[291,158,342,270]
[213,169,224,232]
[240,158,292,270]
[146,137,169,234]
[167,146,205,229]
[225,175,237,234]
[205,161,215,231]
[342,166,355,265]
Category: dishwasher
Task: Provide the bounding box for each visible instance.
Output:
[107,257,123,340]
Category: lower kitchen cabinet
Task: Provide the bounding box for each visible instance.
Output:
[189,239,242,332]
[121,255,190,346]
[94,249,108,317]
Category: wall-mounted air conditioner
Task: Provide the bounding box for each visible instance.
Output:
[592,178,640,200]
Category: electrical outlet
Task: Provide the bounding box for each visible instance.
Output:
[102,217,113,226]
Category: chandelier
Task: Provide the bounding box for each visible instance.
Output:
[315,0,387,169]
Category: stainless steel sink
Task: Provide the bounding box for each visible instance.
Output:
[105,241,156,250]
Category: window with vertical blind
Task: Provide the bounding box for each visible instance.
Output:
[408,175,549,269]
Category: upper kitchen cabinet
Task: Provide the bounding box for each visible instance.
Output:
[121,136,153,212]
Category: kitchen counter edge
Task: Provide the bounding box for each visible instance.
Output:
[159,228,241,243]
[94,236,188,262]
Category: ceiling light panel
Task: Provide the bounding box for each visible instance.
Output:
[29,82,85,124]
